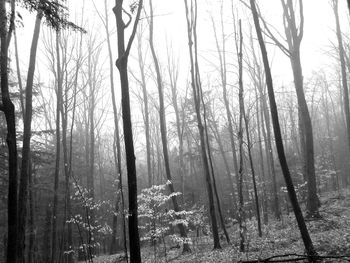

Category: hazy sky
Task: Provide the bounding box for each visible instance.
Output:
[11,0,350,154]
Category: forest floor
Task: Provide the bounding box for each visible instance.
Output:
[92,190,350,263]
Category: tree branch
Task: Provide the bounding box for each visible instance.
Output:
[298,0,304,42]
[241,0,290,57]
[0,103,4,112]
[123,8,132,28]
[125,0,143,56]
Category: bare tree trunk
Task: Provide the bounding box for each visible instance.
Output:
[113,1,143,262]
[199,85,230,244]
[103,0,128,257]
[27,161,35,263]
[209,108,237,218]
[183,0,221,249]
[17,7,43,263]
[148,0,191,252]
[243,98,262,237]
[254,85,268,224]
[333,0,350,186]
[136,30,153,188]
[43,204,52,263]
[236,20,246,252]
[167,48,186,202]
[259,84,281,219]
[211,3,238,214]
[0,1,18,262]
[250,1,317,260]
[51,28,62,263]
[61,70,73,263]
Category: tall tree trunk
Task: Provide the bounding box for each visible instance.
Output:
[104,0,128,257]
[211,4,238,213]
[148,0,190,252]
[0,1,18,262]
[254,87,268,224]
[17,8,43,263]
[280,0,319,217]
[51,28,62,263]
[61,74,73,263]
[209,109,237,218]
[27,161,34,263]
[137,31,153,188]
[333,0,350,186]
[243,99,262,237]
[199,85,230,244]
[237,20,246,252]
[167,48,186,202]
[113,1,143,262]
[183,0,221,249]
[43,203,52,263]
[250,1,317,260]
[259,84,281,219]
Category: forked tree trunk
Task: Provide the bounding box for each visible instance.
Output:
[148,0,191,252]
[250,1,317,260]
[103,0,128,256]
[113,1,143,262]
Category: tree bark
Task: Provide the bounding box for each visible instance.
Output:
[250,1,317,260]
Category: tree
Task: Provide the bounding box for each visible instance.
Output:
[112,1,143,262]
[94,0,128,256]
[51,28,62,263]
[332,0,350,186]
[256,0,319,217]
[148,0,191,253]
[210,1,238,216]
[17,4,44,262]
[249,0,317,260]
[236,19,246,251]
[183,0,221,249]
[0,1,18,261]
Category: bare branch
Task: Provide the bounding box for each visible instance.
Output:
[298,0,304,42]
[125,0,143,56]
[123,8,132,28]
[241,0,290,56]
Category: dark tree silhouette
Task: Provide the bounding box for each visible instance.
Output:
[249,0,317,260]
[113,1,143,262]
